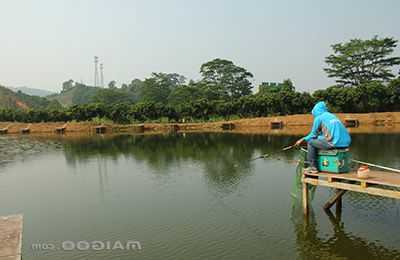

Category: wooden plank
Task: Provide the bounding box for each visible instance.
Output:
[304,170,400,188]
[0,215,23,260]
[304,177,400,199]
[323,189,347,210]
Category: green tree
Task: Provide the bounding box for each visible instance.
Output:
[108,80,117,89]
[200,58,254,99]
[324,36,400,86]
[388,77,400,110]
[125,79,145,101]
[91,88,134,105]
[257,79,295,95]
[140,73,186,104]
[129,79,144,90]
[62,79,74,92]
[167,85,204,107]
[70,83,100,105]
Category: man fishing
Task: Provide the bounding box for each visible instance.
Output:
[295,101,351,174]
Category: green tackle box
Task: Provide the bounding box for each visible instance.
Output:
[300,148,351,173]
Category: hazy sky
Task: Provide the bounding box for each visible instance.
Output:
[1,0,399,92]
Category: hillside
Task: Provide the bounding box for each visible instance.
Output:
[0,85,61,110]
[9,86,55,97]
[47,84,137,107]
[47,85,102,106]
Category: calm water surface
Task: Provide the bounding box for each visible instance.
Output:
[0,133,399,260]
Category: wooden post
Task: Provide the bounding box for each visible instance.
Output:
[324,208,337,224]
[336,193,342,220]
[302,179,309,215]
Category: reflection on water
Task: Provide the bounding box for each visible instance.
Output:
[0,132,399,260]
[291,204,400,259]
[60,134,299,193]
[349,134,400,167]
[0,135,62,164]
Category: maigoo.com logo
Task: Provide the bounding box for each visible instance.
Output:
[31,240,142,251]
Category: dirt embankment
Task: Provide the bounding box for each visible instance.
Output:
[0,112,399,136]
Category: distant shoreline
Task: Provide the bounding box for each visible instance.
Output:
[0,112,399,135]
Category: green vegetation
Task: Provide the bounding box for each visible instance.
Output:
[47,83,102,106]
[1,36,400,123]
[325,36,400,86]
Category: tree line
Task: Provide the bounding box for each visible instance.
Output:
[2,36,400,124]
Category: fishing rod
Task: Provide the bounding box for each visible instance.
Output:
[281,143,400,173]
[281,146,400,173]
[235,143,299,167]
[254,143,300,161]
[352,159,400,174]
[255,143,298,160]
[282,144,297,151]
[249,153,270,162]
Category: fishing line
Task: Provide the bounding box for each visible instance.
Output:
[210,193,274,242]
[210,146,301,241]
[234,144,299,167]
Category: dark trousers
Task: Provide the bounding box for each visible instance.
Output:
[307,139,333,168]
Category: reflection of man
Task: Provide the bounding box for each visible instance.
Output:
[296,101,351,174]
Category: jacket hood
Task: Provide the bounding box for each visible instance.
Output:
[311,101,328,117]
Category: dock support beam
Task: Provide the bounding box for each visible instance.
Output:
[302,180,309,216]
[336,191,343,217]
[323,189,346,211]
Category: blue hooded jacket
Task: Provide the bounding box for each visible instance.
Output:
[304,101,351,147]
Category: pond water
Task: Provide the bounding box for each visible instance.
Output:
[0,133,399,260]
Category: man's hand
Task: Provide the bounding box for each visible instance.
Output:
[295,138,304,147]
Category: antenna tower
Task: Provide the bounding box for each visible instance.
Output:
[94,56,99,87]
[100,63,104,87]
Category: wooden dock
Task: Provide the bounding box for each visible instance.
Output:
[344,118,359,128]
[302,170,400,215]
[0,215,23,260]
[94,125,106,134]
[221,123,235,130]
[55,123,67,134]
[20,124,31,134]
[270,120,284,129]
[0,125,10,135]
